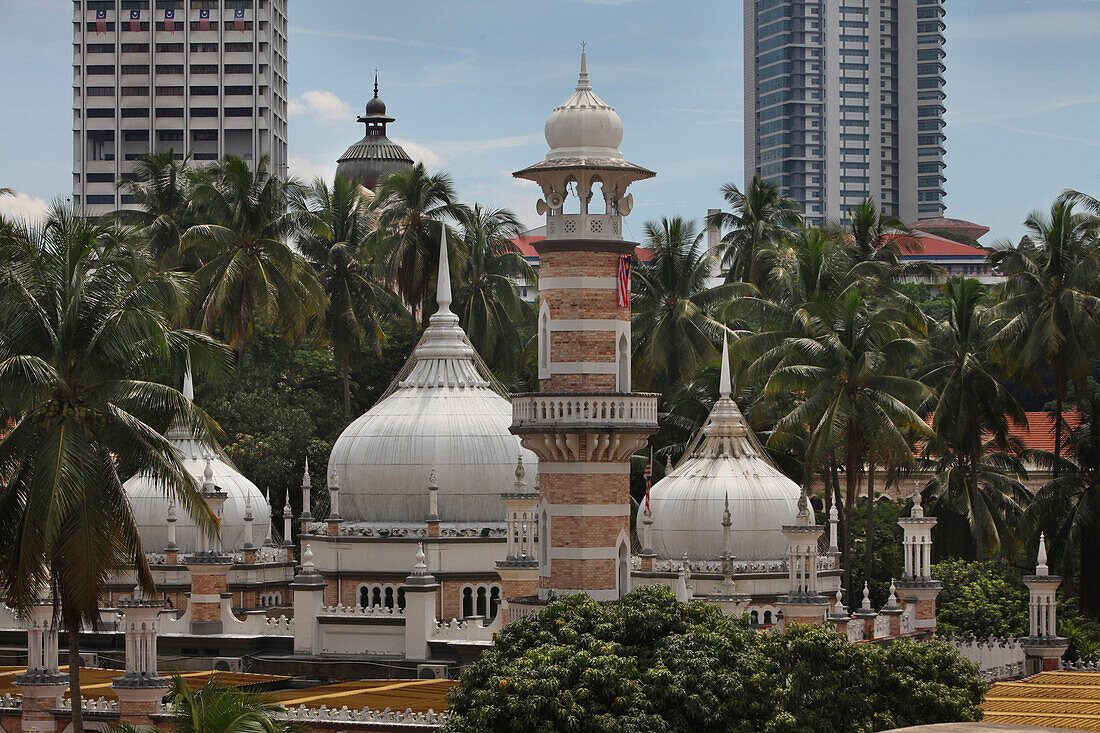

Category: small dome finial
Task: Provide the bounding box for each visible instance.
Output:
[577,42,590,91]
[1036,532,1049,576]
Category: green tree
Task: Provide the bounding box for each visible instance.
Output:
[920,277,1030,559]
[155,673,288,733]
[706,175,802,285]
[291,174,408,415]
[988,200,1100,475]
[115,149,198,264]
[183,155,325,360]
[631,216,730,390]
[451,204,536,375]
[370,163,465,321]
[931,560,1029,638]
[444,585,983,733]
[0,206,223,733]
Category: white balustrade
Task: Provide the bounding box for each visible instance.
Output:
[511,393,658,428]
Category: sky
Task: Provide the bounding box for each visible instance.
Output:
[0,0,1098,244]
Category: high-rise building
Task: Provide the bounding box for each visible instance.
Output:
[72,0,288,216]
[743,0,946,226]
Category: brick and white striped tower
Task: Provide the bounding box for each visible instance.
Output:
[511,48,657,601]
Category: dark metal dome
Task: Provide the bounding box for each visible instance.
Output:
[335,77,413,191]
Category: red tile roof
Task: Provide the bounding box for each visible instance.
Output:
[921,411,1082,455]
[901,230,990,259]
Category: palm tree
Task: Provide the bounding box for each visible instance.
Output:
[451,204,536,374]
[920,278,1030,558]
[115,150,198,265]
[705,176,802,285]
[988,200,1100,475]
[631,217,731,390]
[758,288,931,600]
[842,199,937,286]
[370,163,465,321]
[182,155,325,361]
[0,206,223,733]
[292,174,408,415]
[111,674,290,733]
[1028,384,1100,613]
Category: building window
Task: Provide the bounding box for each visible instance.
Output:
[190,42,219,53]
[120,43,149,53]
[86,65,115,75]
[224,43,253,52]
[155,64,184,74]
[190,64,218,75]
[189,21,219,31]
[224,85,253,95]
[87,108,116,118]
[190,108,218,117]
[120,65,150,75]
[155,85,184,95]
[87,195,116,205]
[156,107,184,117]
[158,130,184,141]
[190,85,217,95]
[86,43,114,54]
[86,86,115,96]
[121,86,149,96]
[121,108,149,117]
[224,107,253,117]
[124,130,149,141]
[86,173,116,183]
[155,42,184,52]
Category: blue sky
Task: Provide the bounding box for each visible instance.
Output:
[1,0,1098,243]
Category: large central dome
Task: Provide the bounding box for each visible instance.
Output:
[327,231,536,524]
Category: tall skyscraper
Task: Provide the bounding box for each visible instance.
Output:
[72,0,288,216]
[743,1,946,226]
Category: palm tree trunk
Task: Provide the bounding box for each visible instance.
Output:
[1054,359,1065,479]
[342,361,351,418]
[864,461,875,586]
[67,622,84,733]
[844,433,861,608]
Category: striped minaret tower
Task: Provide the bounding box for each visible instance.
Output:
[511,48,657,601]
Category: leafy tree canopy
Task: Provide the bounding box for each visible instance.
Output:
[932,559,1029,638]
[445,585,983,733]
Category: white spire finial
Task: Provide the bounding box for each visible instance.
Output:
[202,455,214,491]
[722,491,731,526]
[577,42,590,91]
[167,500,176,521]
[302,457,311,488]
[1037,532,1049,576]
[302,543,314,570]
[861,582,872,610]
[888,579,898,606]
[719,333,731,399]
[183,350,194,401]
[912,484,923,518]
[415,542,427,571]
[283,490,291,513]
[835,587,845,615]
[435,225,452,315]
[428,463,438,490]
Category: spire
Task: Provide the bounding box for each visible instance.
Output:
[514,455,527,493]
[1036,532,1049,576]
[719,333,731,400]
[373,70,379,99]
[835,587,846,616]
[202,455,215,493]
[435,225,452,316]
[911,483,923,518]
[861,582,872,610]
[302,457,311,489]
[576,42,591,91]
[183,350,194,401]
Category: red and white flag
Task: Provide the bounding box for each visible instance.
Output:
[129,9,140,32]
[234,8,245,31]
[95,9,107,35]
[643,447,653,512]
[198,8,210,31]
[617,254,630,307]
[163,8,176,33]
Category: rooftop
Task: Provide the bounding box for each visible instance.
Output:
[981,671,1100,731]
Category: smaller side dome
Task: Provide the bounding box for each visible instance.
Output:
[543,49,624,161]
[364,96,386,115]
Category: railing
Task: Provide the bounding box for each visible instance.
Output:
[980,662,1026,683]
[511,393,658,429]
[946,635,1027,682]
[1065,659,1100,671]
[276,704,446,728]
[433,615,502,643]
[320,604,405,618]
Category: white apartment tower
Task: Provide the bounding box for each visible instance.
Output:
[743,0,947,226]
[73,0,288,216]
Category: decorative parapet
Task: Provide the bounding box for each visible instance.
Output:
[1065,659,1100,671]
[320,604,406,619]
[432,615,502,643]
[302,524,507,539]
[276,704,447,728]
[0,694,20,710]
[59,697,121,714]
[979,662,1026,683]
[511,393,659,431]
[647,557,836,575]
[946,635,1027,680]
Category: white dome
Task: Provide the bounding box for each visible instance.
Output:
[125,441,271,555]
[649,343,800,561]
[327,232,536,524]
[543,50,624,162]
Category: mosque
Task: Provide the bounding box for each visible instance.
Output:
[0,51,1076,733]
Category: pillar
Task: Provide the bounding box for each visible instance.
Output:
[15,601,68,733]
[165,500,179,565]
[880,580,904,636]
[282,492,295,563]
[827,588,850,636]
[896,488,941,633]
[242,492,257,564]
[290,544,326,655]
[639,507,655,572]
[427,466,440,539]
[300,456,313,532]
[404,543,440,660]
[327,472,342,537]
[852,582,879,639]
[1022,533,1068,673]
[777,487,828,627]
[112,592,170,726]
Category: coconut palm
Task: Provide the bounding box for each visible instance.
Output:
[919,277,1029,558]
[451,204,536,374]
[758,288,932,600]
[182,155,325,361]
[631,217,731,390]
[370,163,466,321]
[115,150,198,265]
[988,200,1100,475]
[292,175,408,415]
[842,199,938,286]
[109,673,290,733]
[706,176,803,285]
[0,205,224,733]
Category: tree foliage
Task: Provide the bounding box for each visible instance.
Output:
[932,559,1029,638]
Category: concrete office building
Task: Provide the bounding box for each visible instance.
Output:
[72,0,288,216]
[743,0,947,226]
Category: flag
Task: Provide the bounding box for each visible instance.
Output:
[617,254,630,307]
[234,8,245,31]
[129,9,140,32]
[198,8,210,31]
[163,8,176,33]
[95,9,107,35]
[643,447,653,512]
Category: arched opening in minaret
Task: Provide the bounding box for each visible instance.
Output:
[617,539,630,598]
[538,304,550,377]
[589,179,606,215]
[617,332,630,392]
[539,510,549,572]
[562,177,581,215]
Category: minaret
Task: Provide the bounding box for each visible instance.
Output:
[511,48,657,601]
[777,484,828,627]
[112,588,169,726]
[186,456,231,635]
[1022,533,1068,673]
[15,600,68,733]
[326,471,342,537]
[497,457,540,623]
[896,486,940,634]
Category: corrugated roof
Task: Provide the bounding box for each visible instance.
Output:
[0,667,288,701]
[982,671,1100,731]
[269,678,456,713]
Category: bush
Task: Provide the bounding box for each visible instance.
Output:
[932,559,1028,638]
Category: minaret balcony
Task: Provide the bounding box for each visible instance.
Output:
[545,213,621,241]
[511,392,658,433]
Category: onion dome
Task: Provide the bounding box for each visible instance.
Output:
[124,366,271,554]
[544,48,624,161]
[649,338,800,560]
[336,74,414,191]
[327,228,537,524]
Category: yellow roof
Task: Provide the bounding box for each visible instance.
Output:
[982,671,1100,731]
[0,668,287,702]
[270,679,456,714]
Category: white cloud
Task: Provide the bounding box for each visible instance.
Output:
[0,191,50,223]
[288,156,336,183]
[392,139,447,170]
[288,90,355,126]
